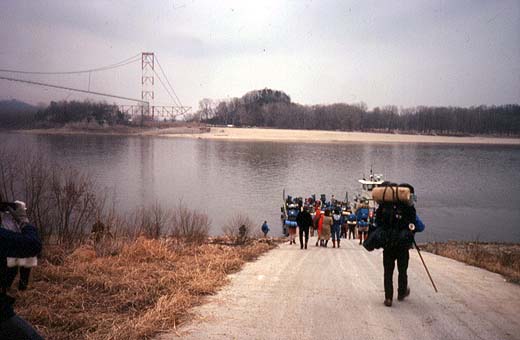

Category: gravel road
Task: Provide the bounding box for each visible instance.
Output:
[158,237,520,340]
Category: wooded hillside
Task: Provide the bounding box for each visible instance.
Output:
[199,89,520,136]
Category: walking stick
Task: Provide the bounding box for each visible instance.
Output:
[413,239,438,293]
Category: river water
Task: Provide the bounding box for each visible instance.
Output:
[2,131,519,242]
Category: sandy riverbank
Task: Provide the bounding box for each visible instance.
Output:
[163,127,520,145]
[14,126,520,145]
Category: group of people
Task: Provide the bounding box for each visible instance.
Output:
[279,184,425,307]
[282,198,374,250]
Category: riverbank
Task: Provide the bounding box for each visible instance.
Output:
[421,241,520,283]
[15,124,207,136]
[163,127,520,145]
[15,126,520,145]
[12,237,277,340]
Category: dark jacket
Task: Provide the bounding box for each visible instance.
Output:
[296,210,313,230]
[0,224,41,322]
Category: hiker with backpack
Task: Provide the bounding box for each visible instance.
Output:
[331,209,343,248]
[364,182,425,307]
[356,206,370,245]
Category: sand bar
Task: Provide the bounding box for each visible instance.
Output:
[162,127,520,145]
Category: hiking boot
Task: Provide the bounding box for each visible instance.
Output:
[332,240,336,248]
[384,298,392,307]
[398,288,410,301]
[337,240,340,248]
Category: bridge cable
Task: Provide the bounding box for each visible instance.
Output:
[0,75,146,104]
[152,68,181,107]
[154,55,184,107]
[0,53,141,75]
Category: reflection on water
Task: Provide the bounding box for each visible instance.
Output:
[2,132,519,242]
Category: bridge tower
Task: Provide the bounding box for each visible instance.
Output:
[141,52,154,116]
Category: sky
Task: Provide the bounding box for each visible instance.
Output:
[0,0,519,112]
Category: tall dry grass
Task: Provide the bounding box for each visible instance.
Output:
[12,237,275,340]
[421,241,520,283]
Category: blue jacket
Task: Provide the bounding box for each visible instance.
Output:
[346,213,357,223]
[356,208,369,221]
[261,222,269,233]
[415,215,425,233]
[1,224,42,322]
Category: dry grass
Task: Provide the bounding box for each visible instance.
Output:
[10,237,276,340]
[420,241,520,283]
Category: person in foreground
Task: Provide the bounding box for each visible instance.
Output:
[366,183,425,307]
[0,201,43,339]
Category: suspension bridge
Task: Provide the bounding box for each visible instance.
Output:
[0,52,190,121]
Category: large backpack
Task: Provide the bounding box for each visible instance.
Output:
[374,184,416,249]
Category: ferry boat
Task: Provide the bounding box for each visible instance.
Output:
[353,168,384,210]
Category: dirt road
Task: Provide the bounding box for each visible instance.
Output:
[158,237,520,340]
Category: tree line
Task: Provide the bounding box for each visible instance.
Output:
[35,100,128,126]
[198,89,520,136]
[1,94,519,136]
[0,99,130,128]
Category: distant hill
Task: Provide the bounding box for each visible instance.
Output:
[0,99,38,128]
[0,99,37,113]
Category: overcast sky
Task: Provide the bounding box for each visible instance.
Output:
[0,0,519,111]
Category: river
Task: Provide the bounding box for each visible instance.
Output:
[2,131,519,242]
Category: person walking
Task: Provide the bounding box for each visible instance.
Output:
[296,206,313,249]
[287,220,297,244]
[340,216,347,239]
[314,207,323,247]
[356,206,369,245]
[261,221,269,238]
[376,183,425,307]
[320,209,332,247]
[347,211,357,240]
[331,209,342,248]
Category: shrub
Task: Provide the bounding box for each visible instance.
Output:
[170,201,210,243]
[222,213,255,244]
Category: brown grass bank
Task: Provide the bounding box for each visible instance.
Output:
[420,241,520,283]
[10,237,277,340]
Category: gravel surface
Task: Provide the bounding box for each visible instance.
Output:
[158,237,520,340]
